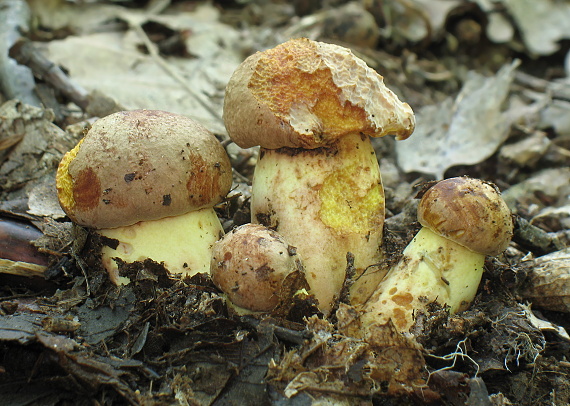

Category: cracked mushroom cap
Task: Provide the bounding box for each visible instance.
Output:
[417,177,513,256]
[210,224,304,312]
[56,110,232,229]
[223,37,415,149]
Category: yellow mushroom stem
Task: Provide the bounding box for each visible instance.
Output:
[100,208,223,285]
[360,227,486,333]
[251,132,387,313]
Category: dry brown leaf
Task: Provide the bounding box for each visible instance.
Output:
[268,311,430,402]
[396,61,519,178]
[503,0,570,56]
[37,3,243,134]
[520,248,570,313]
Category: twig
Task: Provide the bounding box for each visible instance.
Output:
[513,215,564,255]
[515,71,570,102]
[0,258,46,278]
[9,38,90,110]
[122,12,222,123]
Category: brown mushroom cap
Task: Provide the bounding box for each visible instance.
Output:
[223,38,415,150]
[56,110,232,229]
[210,224,303,312]
[417,177,513,256]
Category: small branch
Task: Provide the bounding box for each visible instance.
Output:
[512,215,564,255]
[0,258,46,278]
[9,38,90,110]
[124,13,222,123]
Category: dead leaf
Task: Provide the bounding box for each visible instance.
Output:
[0,312,39,344]
[520,248,570,313]
[396,61,519,178]
[0,100,69,196]
[38,3,243,134]
[269,314,431,402]
[503,0,570,56]
[502,167,570,214]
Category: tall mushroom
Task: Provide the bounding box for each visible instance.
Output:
[223,38,415,313]
[56,110,232,284]
[360,177,514,333]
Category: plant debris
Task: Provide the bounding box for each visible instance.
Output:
[1,1,569,405]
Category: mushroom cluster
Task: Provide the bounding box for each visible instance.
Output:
[55,39,515,340]
[56,110,232,284]
[223,37,415,313]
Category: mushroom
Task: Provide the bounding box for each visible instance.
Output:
[360,177,514,333]
[223,38,415,313]
[56,110,232,284]
[210,223,306,314]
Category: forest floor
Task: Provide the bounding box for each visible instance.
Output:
[1,1,570,405]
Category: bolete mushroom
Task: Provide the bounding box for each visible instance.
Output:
[56,110,232,284]
[360,177,514,333]
[223,38,415,313]
[210,223,306,314]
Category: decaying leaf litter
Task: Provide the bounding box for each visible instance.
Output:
[1,0,570,404]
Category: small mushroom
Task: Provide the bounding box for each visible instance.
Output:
[56,110,232,284]
[223,38,415,313]
[360,177,514,333]
[210,223,306,314]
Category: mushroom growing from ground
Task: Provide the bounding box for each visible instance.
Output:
[210,223,306,314]
[223,38,415,313]
[56,110,232,284]
[360,177,514,333]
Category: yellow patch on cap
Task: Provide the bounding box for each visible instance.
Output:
[55,139,83,214]
[249,38,373,145]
